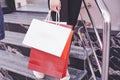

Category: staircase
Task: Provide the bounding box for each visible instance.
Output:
[0,12,89,80]
[0,0,113,79]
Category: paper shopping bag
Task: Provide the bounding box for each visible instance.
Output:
[22,19,72,57]
[28,29,73,78]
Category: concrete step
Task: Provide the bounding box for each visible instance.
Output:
[4,12,47,25]
[0,50,34,79]
[1,31,92,60]
[1,31,28,48]
[70,45,92,60]
[0,50,87,80]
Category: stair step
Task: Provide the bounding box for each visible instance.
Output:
[0,50,34,79]
[70,45,92,60]
[68,67,87,80]
[1,31,92,60]
[1,31,28,48]
[0,50,87,80]
[4,12,47,25]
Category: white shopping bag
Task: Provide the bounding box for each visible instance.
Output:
[22,19,72,57]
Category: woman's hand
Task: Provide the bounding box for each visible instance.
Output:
[49,0,61,12]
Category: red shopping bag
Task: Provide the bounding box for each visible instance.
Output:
[28,23,73,78]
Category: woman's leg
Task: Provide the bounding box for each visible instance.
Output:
[68,0,83,27]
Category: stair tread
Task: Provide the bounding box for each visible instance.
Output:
[70,45,92,59]
[1,31,92,60]
[1,31,28,47]
[4,12,47,25]
[0,50,87,80]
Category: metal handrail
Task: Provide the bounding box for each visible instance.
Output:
[81,0,111,80]
[82,0,102,75]
[95,0,111,80]
[82,0,102,49]
[77,27,97,80]
[95,0,111,23]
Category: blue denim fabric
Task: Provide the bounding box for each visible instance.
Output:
[0,6,5,40]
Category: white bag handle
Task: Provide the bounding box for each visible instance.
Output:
[45,10,60,24]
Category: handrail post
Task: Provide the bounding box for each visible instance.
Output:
[95,0,111,80]
[102,21,111,80]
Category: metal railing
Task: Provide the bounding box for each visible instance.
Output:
[79,0,111,80]
[95,0,111,80]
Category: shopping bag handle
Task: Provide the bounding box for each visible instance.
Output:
[45,10,60,24]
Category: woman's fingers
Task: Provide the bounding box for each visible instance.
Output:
[50,0,61,12]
